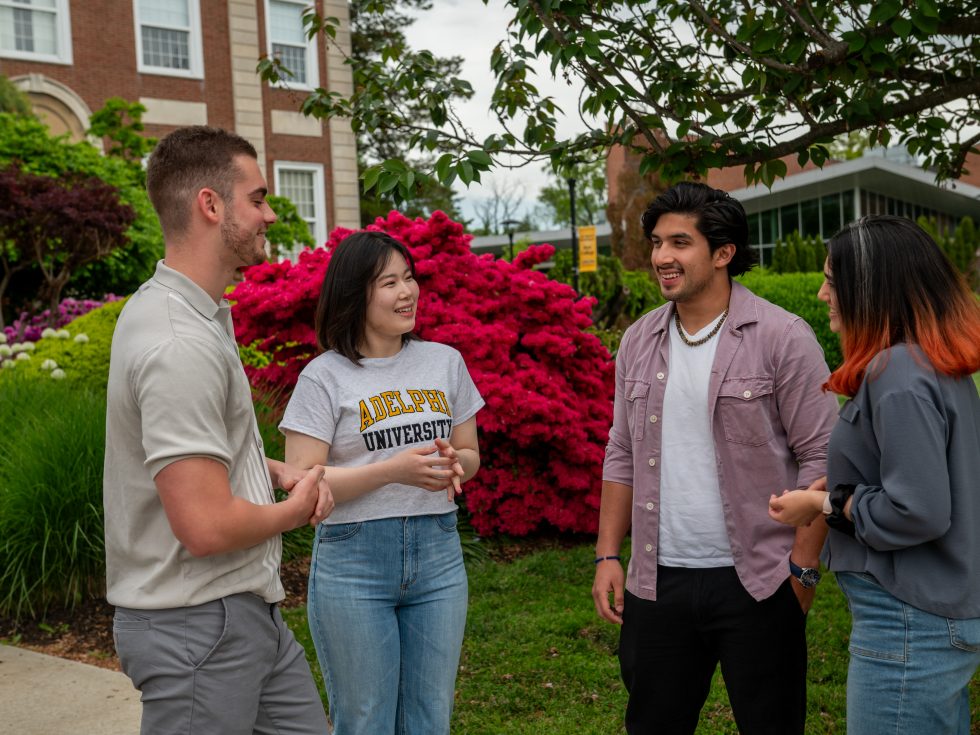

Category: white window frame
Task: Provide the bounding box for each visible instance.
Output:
[263,0,319,91]
[273,161,327,256]
[133,0,203,79]
[0,0,72,65]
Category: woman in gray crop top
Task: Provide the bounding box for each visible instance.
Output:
[769,215,980,734]
[280,231,484,735]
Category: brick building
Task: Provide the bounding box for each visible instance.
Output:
[0,0,360,252]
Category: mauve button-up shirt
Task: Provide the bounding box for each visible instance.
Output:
[603,281,839,602]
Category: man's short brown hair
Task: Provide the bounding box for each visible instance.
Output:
[146,126,257,238]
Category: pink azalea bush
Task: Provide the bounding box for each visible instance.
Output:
[231,211,615,536]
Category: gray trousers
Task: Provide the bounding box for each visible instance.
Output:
[113,592,329,734]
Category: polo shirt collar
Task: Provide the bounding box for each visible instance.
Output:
[151,260,225,321]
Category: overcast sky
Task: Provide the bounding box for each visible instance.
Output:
[404,0,588,227]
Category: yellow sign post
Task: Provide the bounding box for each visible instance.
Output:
[578,225,598,273]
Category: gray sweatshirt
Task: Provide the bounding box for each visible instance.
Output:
[823,344,980,618]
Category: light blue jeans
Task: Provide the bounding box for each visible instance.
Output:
[307,512,468,735]
[836,572,980,735]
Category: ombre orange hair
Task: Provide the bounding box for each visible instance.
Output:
[825,215,980,397]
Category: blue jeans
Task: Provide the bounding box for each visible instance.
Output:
[307,512,468,735]
[836,572,980,735]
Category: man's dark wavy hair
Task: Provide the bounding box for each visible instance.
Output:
[641,181,756,276]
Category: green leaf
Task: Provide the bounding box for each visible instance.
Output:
[434,153,454,183]
[383,158,407,175]
[869,0,901,24]
[917,0,940,18]
[759,158,787,188]
[891,17,912,38]
[362,165,382,192]
[377,172,400,194]
[458,161,475,185]
[466,150,493,167]
[911,11,939,33]
[868,37,888,53]
[844,31,866,53]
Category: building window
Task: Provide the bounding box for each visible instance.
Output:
[274,162,326,256]
[265,0,318,89]
[134,0,203,77]
[821,194,842,238]
[780,204,799,239]
[842,189,855,225]
[0,0,72,64]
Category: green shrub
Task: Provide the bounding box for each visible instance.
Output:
[771,231,826,274]
[2,299,126,391]
[549,250,664,326]
[0,376,107,618]
[737,271,842,369]
[0,113,162,303]
[548,251,839,368]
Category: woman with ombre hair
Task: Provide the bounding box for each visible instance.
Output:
[768,215,980,734]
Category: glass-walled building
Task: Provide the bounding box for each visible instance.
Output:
[734,152,980,267]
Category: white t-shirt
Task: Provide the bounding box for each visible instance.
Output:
[280,339,484,523]
[658,311,734,567]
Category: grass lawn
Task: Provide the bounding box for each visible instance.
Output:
[283,542,980,734]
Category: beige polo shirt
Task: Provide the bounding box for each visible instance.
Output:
[104,261,283,609]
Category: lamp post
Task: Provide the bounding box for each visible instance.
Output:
[501,218,521,261]
[567,175,579,293]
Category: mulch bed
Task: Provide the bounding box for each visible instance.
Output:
[0,558,314,671]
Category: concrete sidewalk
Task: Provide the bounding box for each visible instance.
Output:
[0,644,141,734]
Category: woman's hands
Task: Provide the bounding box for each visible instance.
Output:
[435,437,466,501]
[768,489,827,527]
[385,441,464,500]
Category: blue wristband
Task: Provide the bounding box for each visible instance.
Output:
[594,555,621,564]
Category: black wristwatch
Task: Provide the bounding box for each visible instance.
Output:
[789,559,821,589]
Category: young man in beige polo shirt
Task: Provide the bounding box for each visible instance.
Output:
[104,126,333,733]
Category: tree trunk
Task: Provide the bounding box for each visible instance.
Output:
[607,150,665,273]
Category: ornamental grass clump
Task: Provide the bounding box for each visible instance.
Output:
[231,211,616,536]
[0,375,107,619]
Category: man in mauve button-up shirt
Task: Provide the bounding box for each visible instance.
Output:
[592,182,838,735]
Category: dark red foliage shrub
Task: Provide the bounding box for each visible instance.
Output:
[231,211,614,536]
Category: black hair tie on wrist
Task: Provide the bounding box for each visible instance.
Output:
[826,484,857,537]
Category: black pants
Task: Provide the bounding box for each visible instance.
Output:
[619,566,807,735]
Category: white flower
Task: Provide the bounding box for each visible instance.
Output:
[41,359,58,371]
[2,359,16,369]
[73,333,89,344]
[56,329,71,339]
[0,345,10,357]
[15,352,31,361]
[0,333,6,344]
[41,328,57,339]
[50,368,66,380]
[21,341,34,351]
[11,342,26,353]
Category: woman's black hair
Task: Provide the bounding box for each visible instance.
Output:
[641,181,756,276]
[315,231,418,363]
